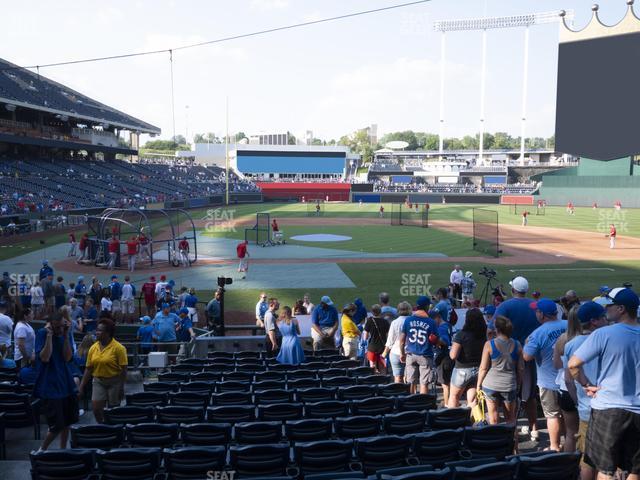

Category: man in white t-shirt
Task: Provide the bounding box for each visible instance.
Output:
[14,310,35,367]
[0,301,13,347]
[449,264,464,307]
[121,276,136,324]
[155,275,168,300]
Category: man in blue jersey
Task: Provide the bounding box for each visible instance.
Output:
[523,298,567,452]
[568,287,640,480]
[400,296,439,395]
[493,275,540,440]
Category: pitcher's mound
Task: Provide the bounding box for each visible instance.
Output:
[290,234,352,242]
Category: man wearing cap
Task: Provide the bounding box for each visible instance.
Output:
[400,296,439,395]
[41,272,55,316]
[108,275,122,322]
[155,275,168,301]
[255,293,269,328]
[450,265,464,307]
[311,296,339,351]
[178,236,190,268]
[460,271,477,306]
[564,301,607,480]
[493,275,541,440]
[523,298,567,452]
[125,236,139,272]
[137,230,152,261]
[107,235,120,270]
[152,303,180,361]
[237,240,249,280]
[264,298,281,357]
[206,290,222,333]
[176,308,196,360]
[73,276,87,308]
[136,316,155,356]
[142,276,157,316]
[568,287,640,479]
[39,260,53,281]
[120,276,136,324]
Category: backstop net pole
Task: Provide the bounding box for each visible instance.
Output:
[472,208,500,257]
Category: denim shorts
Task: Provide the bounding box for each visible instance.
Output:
[482,386,517,403]
[451,366,478,389]
[389,353,405,376]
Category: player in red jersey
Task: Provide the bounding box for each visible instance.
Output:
[77,233,89,263]
[522,210,528,226]
[138,230,152,262]
[178,236,190,267]
[608,224,617,249]
[126,236,139,272]
[107,236,120,270]
[141,276,157,316]
[237,240,249,279]
[68,231,77,257]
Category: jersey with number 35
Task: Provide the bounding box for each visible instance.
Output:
[402,315,438,356]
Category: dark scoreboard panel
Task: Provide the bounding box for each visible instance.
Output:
[555,31,640,160]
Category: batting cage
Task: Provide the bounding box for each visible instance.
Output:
[307,200,325,217]
[245,212,273,247]
[472,208,500,257]
[390,203,429,228]
[85,208,197,268]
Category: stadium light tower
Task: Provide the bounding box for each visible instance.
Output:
[433,10,573,164]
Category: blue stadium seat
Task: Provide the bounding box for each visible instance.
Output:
[207,405,256,423]
[323,376,355,388]
[451,459,518,480]
[378,383,411,397]
[296,387,337,403]
[305,400,349,418]
[285,418,333,443]
[337,385,378,401]
[229,444,294,478]
[427,407,471,430]
[215,380,251,393]
[257,402,304,422]
[287,369,318,380]
[179,381,215,394]
[168,391,210,408]
[96,447,162,480]
[318,368,347,378]
[331,359,361,369]
[516,452,581,480]
[351,396,395,416]
[30,448,95,480]
[396,394,437,412]
[158,372,190,383]
[179,422,232,446]
[211,391,253,406]
[254,371,286,382]
[143,381,179,394]
[412,429,465,467]
[252,380,285,392]
[254,388,295,405]
[189,371,221,382]
[462,424,515,460]
[294,439,357,475]
[355,435,414,474]
[223,371,253,382]
[335,415,381,438]
[104,406,154,425]
[125,422,179,448]
[0,392,40,439]
[125,391,168,408]
[163,446,227,479]
[70,424,124,450]
[383,467,454,480]
[156,406,205,424]
[288,378,321,389]
[348,366,374,377]
[235,420,284,444]
[382,410,427,435]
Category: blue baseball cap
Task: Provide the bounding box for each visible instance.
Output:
[161,302,170,309]
[600,287,640,311]
[42,260,48,265]
[577,302,606,324]
[416,296,431,309]
[320,296,333,306]
[530,298,557,316]
[140,315,151,324]
[111,275,118,279]
[483,305,496,315]
[178,308,189,315]
[599,285,610,294]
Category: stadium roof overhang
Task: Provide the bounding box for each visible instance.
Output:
[0,96,161,135]
[0,132,137,155]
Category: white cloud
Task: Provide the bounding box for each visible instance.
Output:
[250,0,289,11]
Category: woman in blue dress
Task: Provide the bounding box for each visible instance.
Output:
[276,306,305,365]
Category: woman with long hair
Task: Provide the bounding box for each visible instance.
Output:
[476,315,524,427]
[275,306,305,365]
[383,301,412,383]
[552,305,581,452]
[448,308,487,407]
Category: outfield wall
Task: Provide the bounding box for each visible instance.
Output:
[540,176,640,207]
[351,192,501,204]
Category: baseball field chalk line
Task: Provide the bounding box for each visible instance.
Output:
[509,268,616,272]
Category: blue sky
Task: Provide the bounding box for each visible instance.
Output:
[2,0,632,143]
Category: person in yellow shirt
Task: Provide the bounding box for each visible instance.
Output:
[78,318,128,423]
[341,304,361,360]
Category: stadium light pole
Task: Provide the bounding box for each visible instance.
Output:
[433,10,573,164]
[438,30,446,158]
[225,96,229,206]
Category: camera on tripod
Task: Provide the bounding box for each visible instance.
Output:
[479,266,497,279]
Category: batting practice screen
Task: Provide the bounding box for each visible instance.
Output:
[473,208,500,257]
[245,212,271,246]
[390,203,429,228]
[307,201,325,216]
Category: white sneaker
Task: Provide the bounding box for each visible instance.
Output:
[520,425,530,435]
[531,429,540,441]
[78,409,85,416]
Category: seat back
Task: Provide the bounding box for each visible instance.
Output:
[294,439,355,474]
[452,460,518,480]
[70,424,124,449]
[463,424,515,460]
[357,375,392,385]
[396,394,437,412]
[322,376,352,388]
[143,382,179,394]
[229,443,291,477]
[211,391,252,406]
[168,391,210,408]
[335,415,380,438]
[125,422,179,448]
[163,446,226,477]
[378,383,411,397]
[97,447,162,479]
[305,400,349,418]
[355,435,413,474]
[254,388,295,405]
[257,402,304,422]
[104,406,155,425]
[216,380,251,392]
[351,397,395,416]
[207,405,256,423]
[252,380,284,392]
[285,418,333,442]
[0,392,33,427]
[125,392,167,408]
[235,421,283,444]
[413,429,464,467]
[156,406,205,424]
[158,372,189,383]
[296,387,336,403]
[337,385,377,401]
[516,452,581,480]
[179,381,214,394]
[427,407,471,430]
[287,378,321,390]
[382,410,427,435]
[385,467,454,480]
[30,448,95,480]
[179,422,232,446]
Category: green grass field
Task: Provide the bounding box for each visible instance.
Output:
[195,202,640,314]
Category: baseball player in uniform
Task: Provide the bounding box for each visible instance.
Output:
[608,224,617,249]
[237,240,249,279]
[522,211,528,226]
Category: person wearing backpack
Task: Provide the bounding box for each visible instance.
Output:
[363,304,390,374]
